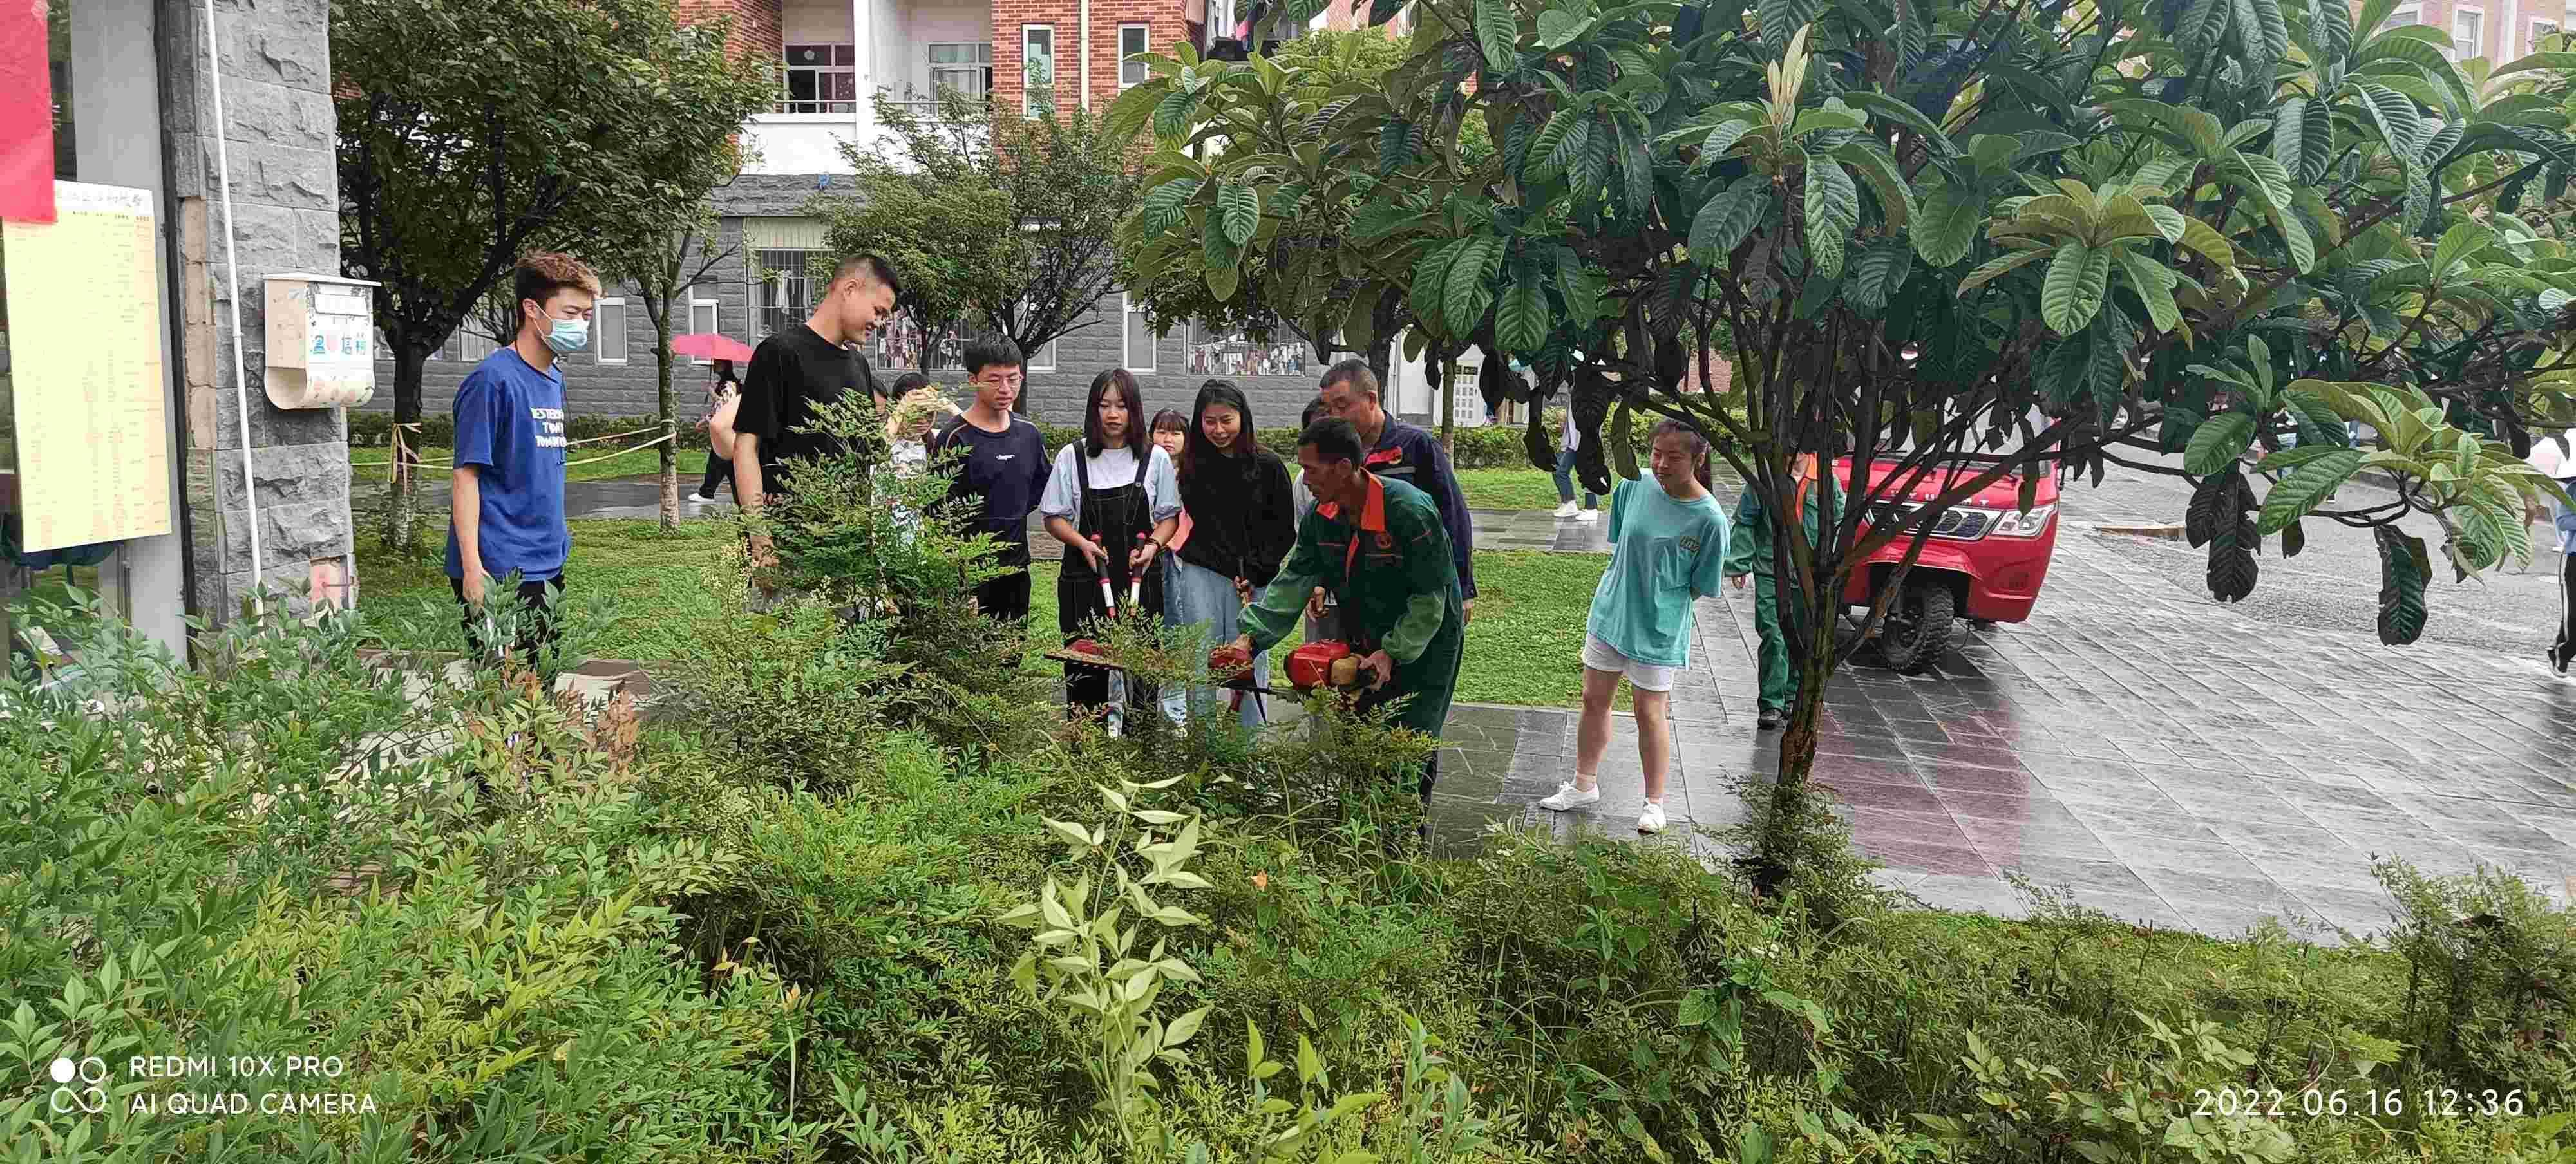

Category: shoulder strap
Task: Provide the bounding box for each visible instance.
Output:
[1074,440,1094,532]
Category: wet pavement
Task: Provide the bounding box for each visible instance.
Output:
[530,471,2576,942]
[1425,489,2576,943]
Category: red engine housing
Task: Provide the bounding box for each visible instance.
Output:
[1285,640,1353,690]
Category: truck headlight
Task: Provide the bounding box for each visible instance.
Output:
[1987,504,2057,538]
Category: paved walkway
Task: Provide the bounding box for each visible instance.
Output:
[538,471,2576,941]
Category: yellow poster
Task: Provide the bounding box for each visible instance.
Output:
[4,181,173,552]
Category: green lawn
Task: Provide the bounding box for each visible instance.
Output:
[355,521,1615,708]
[352,444,687,485]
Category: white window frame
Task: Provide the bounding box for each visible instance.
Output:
[687,294,719,364]
[1122,293,1157,373]
[782,43,858,114]
[1119,23,1151,88]
[2448,5,2485,60]
[1021,25,1056,118]
[1022,301,1059,371]
[927,42,994,100]
[457,324,498,363]
[2391,5,2421,24]
[594,297,628,365]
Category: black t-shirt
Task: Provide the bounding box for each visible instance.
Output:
[734,324,880,494]
[929,413,1051,541]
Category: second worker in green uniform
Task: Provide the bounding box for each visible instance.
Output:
[1723,455,1837,729]
[1233,417,1465,801]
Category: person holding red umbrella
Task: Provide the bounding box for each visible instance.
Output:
[690,357,745,507]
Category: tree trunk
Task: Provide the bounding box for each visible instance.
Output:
[387,344,431,552]
[654,305,680,532]
[1434,344,1455,456]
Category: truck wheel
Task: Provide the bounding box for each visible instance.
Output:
[1877,580,1955,674]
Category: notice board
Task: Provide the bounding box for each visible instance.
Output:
[3,181,173,551]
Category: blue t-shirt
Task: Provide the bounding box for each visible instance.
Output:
[1587,476,1730,667]
[444,348,569,582]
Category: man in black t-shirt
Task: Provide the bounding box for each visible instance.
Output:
[734,255,900,572]
[928,336,1050,621]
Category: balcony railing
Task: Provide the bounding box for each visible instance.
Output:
[764,96,991,120]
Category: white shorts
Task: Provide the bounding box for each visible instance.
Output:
[1582,634,1677,693]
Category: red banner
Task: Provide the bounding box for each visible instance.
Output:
[1,0,58,223]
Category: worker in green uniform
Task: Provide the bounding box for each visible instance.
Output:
[1723,454,1833,729]
[1233,417,1465,801]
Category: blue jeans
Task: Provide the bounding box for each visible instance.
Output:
[1553,449,1599,509]
[1166,557,1269,728]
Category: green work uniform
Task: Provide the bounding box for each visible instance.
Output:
[1241,474,1464,798]
[1723,474,1833,714]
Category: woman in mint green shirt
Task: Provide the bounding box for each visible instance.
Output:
[1540,420,1730,834]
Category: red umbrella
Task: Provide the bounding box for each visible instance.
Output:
[670,332,755,362]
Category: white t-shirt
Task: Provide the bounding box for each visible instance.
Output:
[1037,442,1182,523]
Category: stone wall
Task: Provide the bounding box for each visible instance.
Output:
[160,0,355,620]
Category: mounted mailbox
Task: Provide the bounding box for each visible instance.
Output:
[263,272,382,409]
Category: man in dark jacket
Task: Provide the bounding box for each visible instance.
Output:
[1316,359,1477,617]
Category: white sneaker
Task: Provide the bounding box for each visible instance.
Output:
[1538,780,1601,811]
[1575,509,1598,523]
[1553,501,1580,518]
[1638,800,1667,834]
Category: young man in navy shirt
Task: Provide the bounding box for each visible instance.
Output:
[929,337,1050,621]
[447,250,599,664]
[1315,358,1477,618]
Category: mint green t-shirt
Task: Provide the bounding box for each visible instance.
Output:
[1587,476,1732,667]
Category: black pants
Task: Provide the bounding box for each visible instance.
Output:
[972,532,1034,622]
[1056,563,1165,716]
[2553,552,2576,670]
[450,572,565,668]
[697,451,732,500]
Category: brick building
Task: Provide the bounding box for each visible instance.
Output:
[2389,0,2568,62]
[368,0,1376,432]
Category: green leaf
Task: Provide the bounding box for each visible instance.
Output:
[1496,277,1550,352]
[2374,525,2429,644]
[1164,1005,1211,1049]
[1608,397,1640,480]
[1701,119,1757,159]
[1958,247,2050,294]
[1803,158,1860,277]
[1689,183,1768,263]
[1840,91,1956,156]
[1843,238,1913,314]
[2177,216,2235,268]
[1915,179,1984,267]
[2184,412,2257,474]
[2208,511,2260,602]
[2239,0,2289,62]
[2257,449,2363,532]
[1443,236,1500,333]
[1205,260,1240,303]
[1411,239,1460,325]
[2429,220,2492,281]
[2041,239,2112,335]
[1477,0,1519,70]
[2313,0,2355,61]
[2115,249,2182,333]
[1834,140,1915,230]
[1153,86,1200,140]
[1537,7,1589,48]
[1215,183,1261,247]
[1757,0,1821,52]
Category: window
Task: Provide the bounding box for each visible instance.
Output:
[2449,8,2483,59]
[2391,5,2421,24]
[1120,24,1151,87]
[1022,26,1056,118]
[1122,293,1156,372]
[1186,323,1306,377]
[2534,19,2561,50]
[688,294,719,364]
[457,324,498,363]
[1021,301,1059,371]
[928,42,994,100]
[782,44,857,114]
[753,249,820,339]
[594,299,627,364]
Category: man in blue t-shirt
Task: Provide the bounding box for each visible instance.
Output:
[446,251,600,664]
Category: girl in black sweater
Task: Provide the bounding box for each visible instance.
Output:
[1170,380,1297,727]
